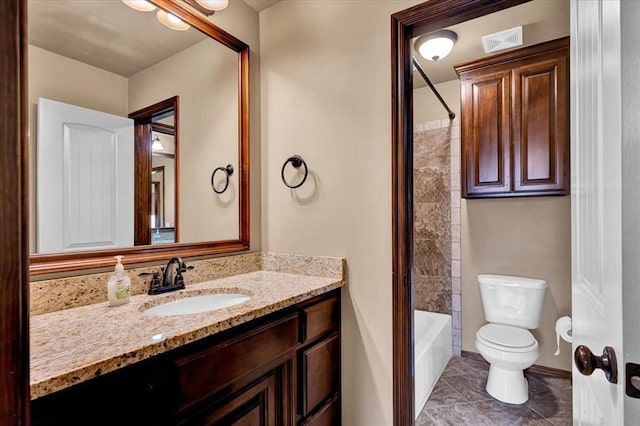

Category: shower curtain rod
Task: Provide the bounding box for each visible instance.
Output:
[412,57,456,120]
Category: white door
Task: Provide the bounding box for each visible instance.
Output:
[37,98,134,253]
[571,0,630,423]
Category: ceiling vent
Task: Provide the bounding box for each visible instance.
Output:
[481,26,523,54]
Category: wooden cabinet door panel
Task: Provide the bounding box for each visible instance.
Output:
[301,397,340,426]
[181,371,278,426]
[513,55,569,194]
[299,334,340,417]
[461,70,511,197]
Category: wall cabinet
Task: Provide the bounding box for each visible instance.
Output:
[31,290,341,426]
[455,37,569,198]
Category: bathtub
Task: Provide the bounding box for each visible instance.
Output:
[414,310,452,419]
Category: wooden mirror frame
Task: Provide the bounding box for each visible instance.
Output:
[0,0,29,420]
[29,0,250,275]
[390,0,531,424]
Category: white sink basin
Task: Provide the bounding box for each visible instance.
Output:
[143,293,251,316]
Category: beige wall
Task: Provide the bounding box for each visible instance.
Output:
[28,45,129,252]
[414,79,461,125]
[129,38,240,243]
[461,196,572,370]
[260,1,421,424]
[208,0,262,252]
[28,45,130,117]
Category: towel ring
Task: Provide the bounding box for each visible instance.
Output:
[281,155,308,189]
[211,164,234,194]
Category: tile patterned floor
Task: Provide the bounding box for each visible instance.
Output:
[417,356,573,425]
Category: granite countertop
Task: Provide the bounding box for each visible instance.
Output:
[30,269,344,399]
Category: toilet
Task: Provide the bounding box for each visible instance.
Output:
[475,274,547,404]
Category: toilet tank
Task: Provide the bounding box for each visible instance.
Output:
[478,274,548,329]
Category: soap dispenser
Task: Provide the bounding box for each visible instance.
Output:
[108,255,131,306]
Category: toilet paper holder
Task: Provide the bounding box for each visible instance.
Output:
[554,316,572,356]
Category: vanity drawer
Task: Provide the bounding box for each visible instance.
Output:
[300,295,339,344]
[174,313,298,411]
[300,333,340,417]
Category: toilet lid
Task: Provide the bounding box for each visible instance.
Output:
[477,324,536,348]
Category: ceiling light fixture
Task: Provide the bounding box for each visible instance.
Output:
[121,0,156,12]
[151,135,164,151]
[194,0,229,11]
[123,0,229,31]
[415,30,458,62]
[156,10,190,31]
[182,0,229,16]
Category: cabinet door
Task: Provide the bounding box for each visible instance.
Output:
[31,357,174,426]
[180,369,280,426]
[299,334,340,418]
[512,55,569,194]
[461,70,511,197]
[301,397,340,426]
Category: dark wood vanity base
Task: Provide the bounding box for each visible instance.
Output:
[31,290,341,426]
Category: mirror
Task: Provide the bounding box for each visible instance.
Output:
[28,0,250,274]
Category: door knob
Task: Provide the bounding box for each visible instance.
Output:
[574,345,618,384]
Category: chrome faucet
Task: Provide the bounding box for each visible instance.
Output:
[145,257,192,295]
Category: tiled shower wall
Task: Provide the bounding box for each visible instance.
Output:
[414,119,462,355]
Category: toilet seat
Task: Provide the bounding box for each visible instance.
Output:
[476,324,537,353]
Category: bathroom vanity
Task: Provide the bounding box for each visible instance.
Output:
[29,255,344,426]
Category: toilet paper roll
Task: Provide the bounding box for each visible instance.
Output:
[554,316,572,356]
